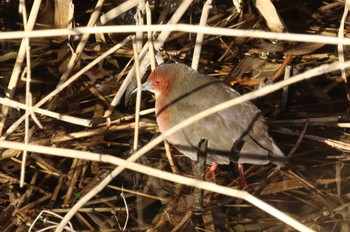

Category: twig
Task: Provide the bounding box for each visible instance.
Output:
[335,161,344,199]
[337,0,350,100]
[132,36,142,151]
[0,96,91,127]
[146,2,156,71]
[120,187,129,231]
[231,0,241,12]
[282,65,291,110]
[287,119,309,159]
[135,1,145,52]
[270,116,342,125]
[274,127,350,152]
[99,0,139,25]
[107,185,168,202]
[164,140,178,174]
[192,0,212,70]
[2,25,350,45]
[29,210,74,232]
[192,139,208,213]
[21,0,32,188]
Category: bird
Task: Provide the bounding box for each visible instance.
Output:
[141,63,287,171]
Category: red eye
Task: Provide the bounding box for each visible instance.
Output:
[154,79,161,85]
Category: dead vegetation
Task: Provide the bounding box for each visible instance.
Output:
[0,0,350,231]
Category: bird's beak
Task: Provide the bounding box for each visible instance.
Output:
[132,81,153,94]
[141,81,153,91]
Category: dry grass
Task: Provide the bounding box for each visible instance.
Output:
[0,0,349,231]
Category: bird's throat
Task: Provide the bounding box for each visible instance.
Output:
[155,96,171,134]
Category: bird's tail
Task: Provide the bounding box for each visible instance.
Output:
[269,142,288,167]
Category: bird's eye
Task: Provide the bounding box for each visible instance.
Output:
[154,79,161,85]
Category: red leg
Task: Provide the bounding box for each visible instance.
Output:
[238,163,248,190]
[205,162,218,181]
[179,162,219,181]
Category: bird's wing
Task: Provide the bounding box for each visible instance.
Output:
[213,84,286,165]
[168,99,233,164]
[169,80,284,165]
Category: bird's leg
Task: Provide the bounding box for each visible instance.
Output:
[237,164,248,190]
[230,139,249,189]
[205,162,218,182]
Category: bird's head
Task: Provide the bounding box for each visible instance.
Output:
[138,63,196,100]
[141,66,173,97]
